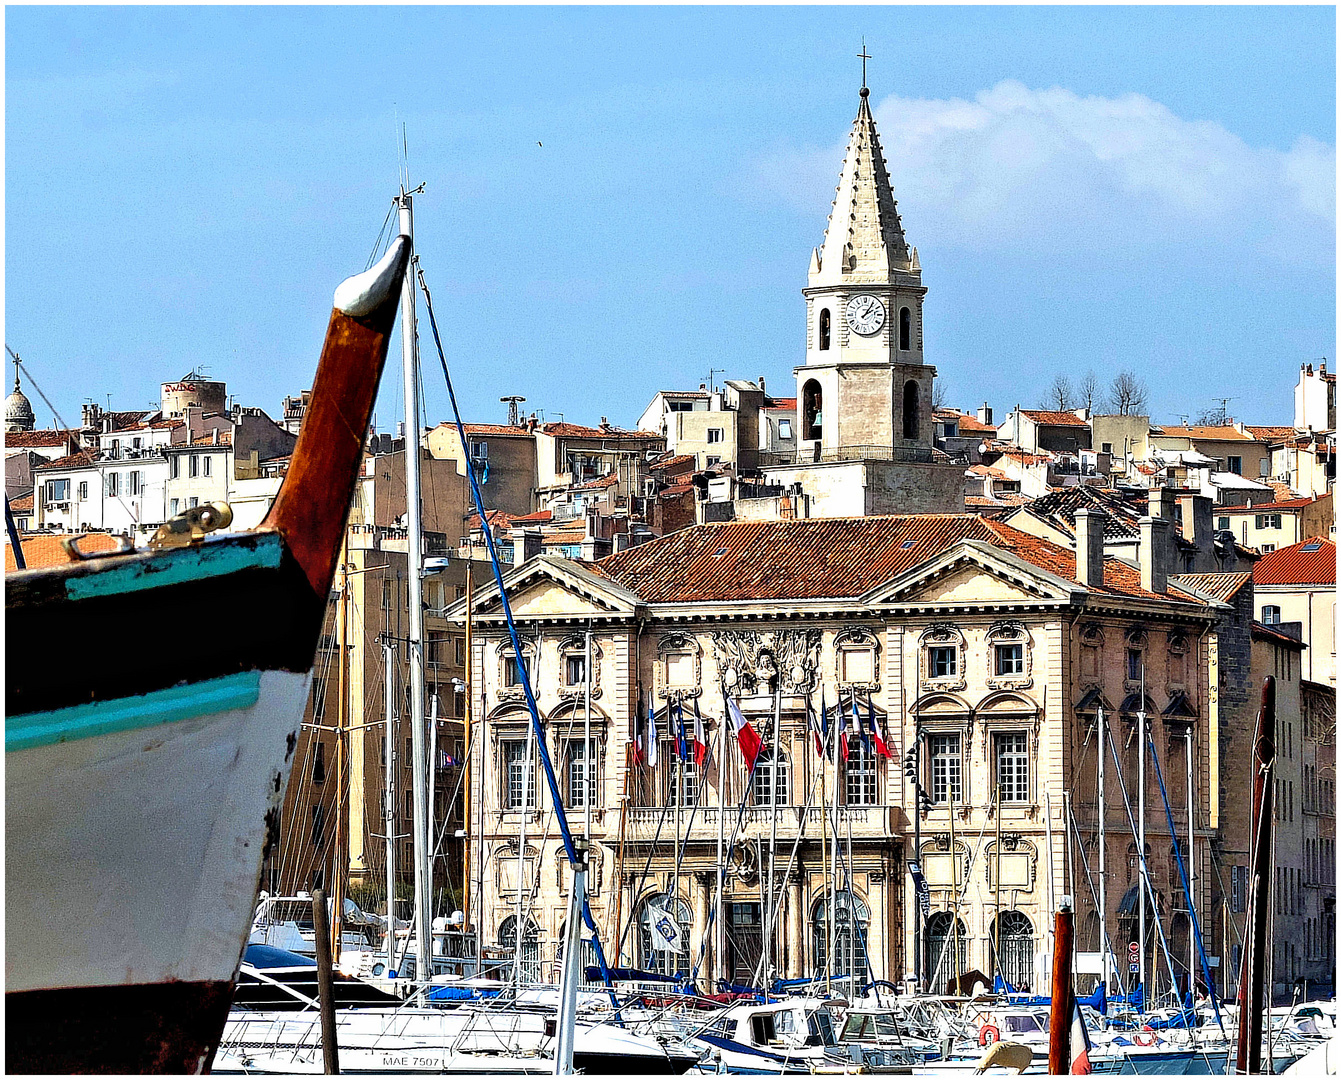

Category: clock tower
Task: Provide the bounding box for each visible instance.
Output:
[796,84,934,461]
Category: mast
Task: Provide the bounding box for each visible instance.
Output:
[1138,666,1147,1006]
[463,565,474,973]
[332,553,349,963]
[396,187,431,981]
[948,778,959,989]
[716,687,726,984]
[384,638,398,975]
[768,680,781,987]
[584,629,592,842]
[1186,726,1196,998]
[515,669,536,987]
[1047,898,1076,1075]
[822,692,831,996]
[1236,677,1276,1075]
[994,786,1002,984]
[1098,706,1108,994]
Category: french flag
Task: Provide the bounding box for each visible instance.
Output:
[1070,999,1092,1074]
[675,700,692,762]
[727,695,763,772]
[836,690,849,762]
[867,696,890,758]
[691,698,708,766]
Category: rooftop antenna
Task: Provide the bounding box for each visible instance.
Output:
[501,395,527,427]
[859,39,872,91]
[706,368,726,393]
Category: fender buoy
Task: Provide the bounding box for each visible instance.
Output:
[1134,1030,1157,1046]
[979,1023,1000,1047]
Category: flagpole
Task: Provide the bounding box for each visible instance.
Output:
[717,684,727,987]
[673,699,681,977]
[768,679,781,989]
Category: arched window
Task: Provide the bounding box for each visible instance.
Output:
[899,307,911,351]
[498,915,541,984]
[802,380,823,441]
[637,893,690,979]
[991,911,1034,991]
[926,912,967,994]
[752,748,790,806]
[814,890,869,985]
[819,308,831,351]
[902,380,919,441]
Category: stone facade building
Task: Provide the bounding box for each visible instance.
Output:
[451,512,1228,994]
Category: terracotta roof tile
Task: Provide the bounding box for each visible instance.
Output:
[541,422,661,440]
[1020,410,1088,427]
[1252,621,1307,649]
[649,453,697,472]
[9,492,34,513]
[572,472,619,491]
[460,423,533,436]
[1220,496,1319,512]
[6,532,124,571]
[1245,426,1298,442]
[34,450,98,471]
[596,514,1202,605]
[1155,425,1250,441]
[509,509,553,524]
[764,397,797,410]
[4,429,79,449]
[1253,537,1336,587]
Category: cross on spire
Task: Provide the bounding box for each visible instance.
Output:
[859,40,871,90]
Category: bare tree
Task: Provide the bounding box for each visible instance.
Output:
[1077,370,1100,412]
[1106,370,1149,416]
[932,381,948,410]
[1194,399,1232,426]
[1042,374,1074,412]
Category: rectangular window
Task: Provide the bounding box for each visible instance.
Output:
[565,654,587,686]
[1218,516,1230,530]
[202,455,212,477]
[1127,648,1143,682]
[128,470,141,496]
[668,753,701,806]
[504,655,522,687]
[503,740,536,809]
[928,646,957,678]
[188,496,199,509]
[310,804,326,848]
[189,454,200,478]
[778,419,793,440]
[106,472,119,498]
[1256,513,1283,530]
[928,732,963,804]
[170,456,180,479]
[995,732,1030,802]
[1262,543,1276,553]
[1101,442,1113,454]
[844,744,878,806]
[1262,605,1281,625]
[1228,455,1243,475]
[839,647,875,684]
[45,478,70,503]
[1231,865,1246,913]
[706,428,724,444]
[170,498,180,515]
[566,739,598,808]
[78,481,88,501]
[455,638,466,665]
[995,643,1025,676]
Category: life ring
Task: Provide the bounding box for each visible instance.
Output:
[1134,1030,1157,1047]
[979,1024,1001,1047]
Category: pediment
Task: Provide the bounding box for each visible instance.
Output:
[862,539,1083,608]
[446,554,641,623]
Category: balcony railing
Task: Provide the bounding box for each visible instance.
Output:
[623,803,898,838]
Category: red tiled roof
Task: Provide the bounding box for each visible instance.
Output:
[34,450,98,471]
[1154,425,1250,441]
[97,410,154,431]
[190,431,232,447]
[1245,426,1298,441]
[573,472,619,491]
[996,448,1053,466]
[6,532,124,571]
[4,430,78,448]
[764,397,797,410]
[596,515,1200,605]
[1220,496,1319,513]
[9,492,34,513]
[541,422,660,440]
[467,508,518,530]
[1021,410,1088,427]
[966,464,1009,479]
[649,453,697,472]
[1266,480,1299,502]
[461,423,532,436]
[509,509,553,524]
[1253,537,1336,587]
[938,409,998,434]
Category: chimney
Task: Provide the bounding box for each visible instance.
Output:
[1074,508,1104,587]
[699,383,707,392]
[212,428,220,445]
[978,403,993,426]
[1139,515,1170,594]
[511,527,543,564]
[1178,492,1212,556]
[1147,486,1175,523]
[758,375,766,395]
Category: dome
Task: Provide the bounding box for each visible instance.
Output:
[5,372,35,433]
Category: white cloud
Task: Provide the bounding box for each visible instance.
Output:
[770,81,1334,267]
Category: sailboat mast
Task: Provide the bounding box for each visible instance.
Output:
[1098,706,1108,994]
[396,188,431,980]
[716,688,726,985]
[1138,666,1147,1005]
[332,557,349,962]
[384,638,398,975]
[1186,727,1196,998]
[768,681,781,987]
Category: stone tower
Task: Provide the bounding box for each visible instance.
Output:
[5,367,35,433]
[795,84,934,463]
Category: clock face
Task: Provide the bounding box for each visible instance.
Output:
[845,294,886,336]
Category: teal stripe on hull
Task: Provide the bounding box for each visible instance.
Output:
[6,671,263,752]
[64,533,283,601]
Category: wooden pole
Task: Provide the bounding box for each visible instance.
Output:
[1236,677,1276,1076]
[1047,899,1074,1075]
[312,888,341,1075]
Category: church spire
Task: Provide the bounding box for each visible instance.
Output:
[811,84,913,288]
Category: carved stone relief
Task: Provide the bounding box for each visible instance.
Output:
[710,628,821,694]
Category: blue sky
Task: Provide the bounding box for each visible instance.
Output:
[6,6,1335,431]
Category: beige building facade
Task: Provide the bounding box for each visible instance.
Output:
[452,514,1226,995]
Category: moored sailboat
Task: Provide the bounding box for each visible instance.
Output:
[5,236,412,1073]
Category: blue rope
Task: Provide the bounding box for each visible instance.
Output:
[1146,730,1226,1034]
[416,265,618,1004]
